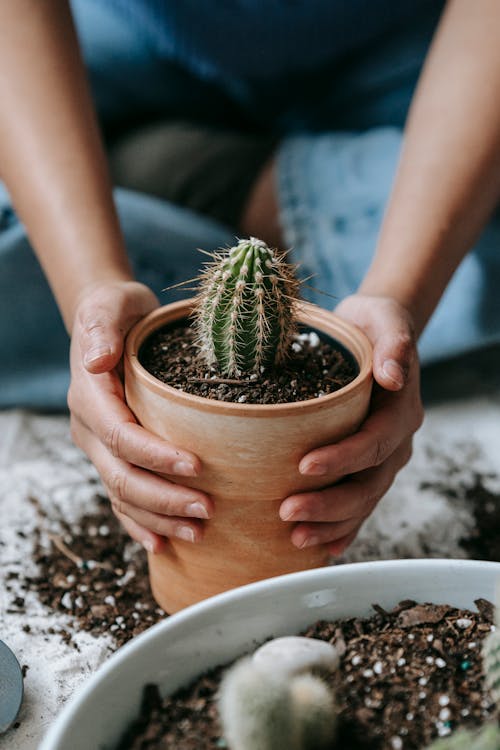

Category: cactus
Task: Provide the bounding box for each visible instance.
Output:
[483,587,500,707]
[193,237,300,376]
[423,724,500,750]
[425,588,500,750]
[218,658,337,750]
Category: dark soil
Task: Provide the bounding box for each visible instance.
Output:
[139,322,357,404]
[116,600,497,750]
[9,495,164,650]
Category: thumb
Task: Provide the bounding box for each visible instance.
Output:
[372,323,416,392]
[75,282,158,374]
[335,294,417,393]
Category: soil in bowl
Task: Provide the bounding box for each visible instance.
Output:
[138,320,358,405]
[116,598,496,750]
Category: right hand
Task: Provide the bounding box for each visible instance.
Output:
[67,280,213,553]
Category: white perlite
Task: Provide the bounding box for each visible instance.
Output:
[1,391,500,749]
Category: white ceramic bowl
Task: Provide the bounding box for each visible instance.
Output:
[39,559,500,750]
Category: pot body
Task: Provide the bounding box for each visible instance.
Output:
[124,299,372,612]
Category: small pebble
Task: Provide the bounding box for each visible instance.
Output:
[60,592,72,609]
[390,737,403,750]
[373,661,383,675]
[439,708,451,722]
[435,658,447,668]
[438,695,450,707]
[456,618,473,629]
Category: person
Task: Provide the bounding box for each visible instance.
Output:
[1,0,499,557]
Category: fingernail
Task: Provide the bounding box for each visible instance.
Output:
[382,359,405,388]
[298,535,319,549]
[143,539,154,554]
[186,501,209,519]
[280,502,300,521]
[175,526,196,543]
[299,459,327,476]
[172,460,198,477]
[84,346,111,366]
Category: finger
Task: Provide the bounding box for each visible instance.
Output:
[69,371,202,477]
[290,517,361,549]
[328,524,363,557]
[75,421,212,519]
[299,392,421,479]
[335,295,417,392]
[110,497,204,543]
[111,504,166,554]
[75,282,157,373]
[372,329,415,392]
[283,439,413,525]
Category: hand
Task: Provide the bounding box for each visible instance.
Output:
[279,294,424,556]
[67,280,213,553]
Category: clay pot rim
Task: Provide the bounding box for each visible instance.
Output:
[125,298,372,416]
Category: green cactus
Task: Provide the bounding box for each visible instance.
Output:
[423,724,500,750]
[425,589,500,750]
[483,589,500,706]
[193,237,300,376]
[218,658,337,750]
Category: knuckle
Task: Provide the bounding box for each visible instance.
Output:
[370,434,393,467]
[107,468,128,501]
[103,422,125,458]
[110,498,126,518]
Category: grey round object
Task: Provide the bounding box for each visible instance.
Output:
[0,641,24,733]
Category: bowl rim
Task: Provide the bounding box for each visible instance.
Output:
[39,558,500,750]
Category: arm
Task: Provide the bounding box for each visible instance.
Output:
[281,0,500,553]
[361,0,500,334]
[0,0,212,550]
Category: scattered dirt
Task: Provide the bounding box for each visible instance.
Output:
[420,470,500,562]
[116,600,496,750]
[8,495,164,649]
[139,321,357,404]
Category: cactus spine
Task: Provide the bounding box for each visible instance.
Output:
[194,237,300,376]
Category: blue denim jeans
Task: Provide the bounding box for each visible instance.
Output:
[1,0,498,410]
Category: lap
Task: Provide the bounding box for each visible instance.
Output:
[0,185,233,410]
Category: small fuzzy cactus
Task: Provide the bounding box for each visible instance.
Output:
[193,237,300,376]
[218,637,339,750]
[218,660,336,750]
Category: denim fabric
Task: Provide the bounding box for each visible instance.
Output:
[1,0,497,411]
[277,130,500,364]
[0,184,232,410]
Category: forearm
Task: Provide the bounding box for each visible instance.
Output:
[0,0,132,331]
[360,0,500,335]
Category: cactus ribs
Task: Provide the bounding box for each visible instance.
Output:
[140,238,357,404]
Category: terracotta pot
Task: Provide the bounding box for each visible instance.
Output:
[124,298,372,613]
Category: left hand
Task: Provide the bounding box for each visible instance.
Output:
[279,294,424,556]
